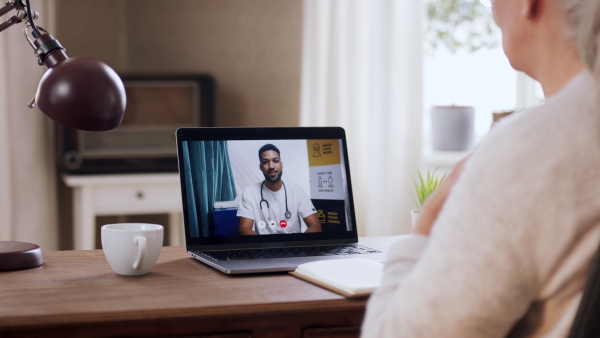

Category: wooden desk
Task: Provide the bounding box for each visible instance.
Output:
[0,237,398,337]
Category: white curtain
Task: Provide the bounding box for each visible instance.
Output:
[301,0,424,236]
[0,0,58,250]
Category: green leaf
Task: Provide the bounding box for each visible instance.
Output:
[410,168,445,212]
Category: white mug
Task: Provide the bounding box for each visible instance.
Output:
[101,223,164,276]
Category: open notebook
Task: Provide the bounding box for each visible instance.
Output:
[176,127,384,274]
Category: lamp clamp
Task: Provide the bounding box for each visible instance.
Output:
[23,25,64,65]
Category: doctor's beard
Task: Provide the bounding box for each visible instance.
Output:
[264,169,283,184]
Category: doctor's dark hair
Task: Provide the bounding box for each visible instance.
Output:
[258,144,281,161]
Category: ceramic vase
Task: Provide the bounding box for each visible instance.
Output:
[431,105,475,151]
[411,210,420,229]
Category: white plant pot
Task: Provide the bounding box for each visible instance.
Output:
[431,105,475,151]
[411,210,420,229]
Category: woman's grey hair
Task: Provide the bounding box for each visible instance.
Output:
[563,0,600,77]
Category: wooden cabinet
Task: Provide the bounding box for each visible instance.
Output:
[63,173,183,249]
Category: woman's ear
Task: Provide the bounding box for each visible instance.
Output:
[522,0,541,18]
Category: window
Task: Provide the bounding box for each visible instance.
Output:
[422,27,542,172]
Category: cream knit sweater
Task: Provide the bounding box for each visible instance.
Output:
[362,71,600,338]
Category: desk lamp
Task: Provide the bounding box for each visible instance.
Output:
[0,0,126,271]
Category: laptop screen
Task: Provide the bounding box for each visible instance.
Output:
[177,127,358,249]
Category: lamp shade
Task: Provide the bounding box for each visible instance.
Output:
[33,34,126,131]
[36,57,126,131]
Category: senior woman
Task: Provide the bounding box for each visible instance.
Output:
[362,0,600,337]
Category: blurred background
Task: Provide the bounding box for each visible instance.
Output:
[0,0,541,250]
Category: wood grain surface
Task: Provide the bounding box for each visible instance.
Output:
[0,237,398,337]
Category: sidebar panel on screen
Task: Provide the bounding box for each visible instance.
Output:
[307,139,348,234]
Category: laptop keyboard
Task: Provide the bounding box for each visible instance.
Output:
[199,244,381,261]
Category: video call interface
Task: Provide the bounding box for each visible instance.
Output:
[181,138,354,239]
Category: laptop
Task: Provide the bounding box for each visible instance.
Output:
[176,127,385,274]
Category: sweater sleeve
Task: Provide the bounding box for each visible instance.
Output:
[362,115,543,337]
[362,235,429,333]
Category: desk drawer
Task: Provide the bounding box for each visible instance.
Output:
[94,184,182,214]
[303,326,361,337]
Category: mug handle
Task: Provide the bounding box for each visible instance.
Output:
[132,235,146,270]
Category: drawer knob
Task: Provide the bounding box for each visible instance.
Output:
[136,191,144,199]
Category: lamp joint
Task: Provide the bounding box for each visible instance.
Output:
[27,96,35,108]
[23,10,37,20]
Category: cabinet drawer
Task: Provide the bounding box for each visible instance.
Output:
[94,184,182,214]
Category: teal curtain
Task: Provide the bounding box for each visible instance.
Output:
[182,141,236,237]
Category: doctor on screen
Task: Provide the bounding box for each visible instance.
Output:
[237,144,322,235]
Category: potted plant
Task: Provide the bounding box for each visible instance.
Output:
[410,169,446,228]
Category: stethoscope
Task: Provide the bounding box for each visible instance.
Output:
[259,180,291,219]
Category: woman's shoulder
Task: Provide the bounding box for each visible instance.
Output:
[473,71,600,166]
[457,70,600,217]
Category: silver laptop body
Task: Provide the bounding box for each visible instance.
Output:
[176,127,385,274]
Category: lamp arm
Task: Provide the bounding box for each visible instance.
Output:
[0,0,25,33]
[0,0,38,34]
[0,0,125,131]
